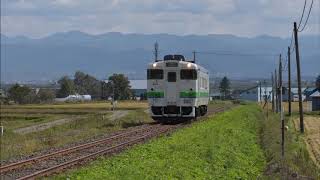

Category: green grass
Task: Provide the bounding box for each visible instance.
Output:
[0,100,236,161]
[259,111,320,179]
[0,114,65,129]
[0,110,152,160]
[56,104,266,180]
[209,100,234,105]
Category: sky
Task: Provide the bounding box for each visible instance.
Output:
[1,0,320,38]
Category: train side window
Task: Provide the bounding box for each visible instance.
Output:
[180,69,197,80]
[167,72,176,82]
[147,69,163,79]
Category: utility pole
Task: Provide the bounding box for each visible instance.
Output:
[294,22,304,133]
[288,47,292,116]
[259,81,262,105]
[279,55,284,157]
[275,69,278,113]
[263,80,269,117]
[264,80,267,105]
[272,73,275,112]
[154,42,159,62]
[279,54,282,113]
[193,51,196,62]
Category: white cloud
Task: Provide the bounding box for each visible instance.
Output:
[1,0,319,38]
[52,0,77,6]
[10,0,36,10]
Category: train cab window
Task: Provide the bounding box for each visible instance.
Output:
[180,69,197,80]
[147,69,163,79]
[167,72,176,82]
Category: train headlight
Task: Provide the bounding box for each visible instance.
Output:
[153,63,157,68]
[187,63,192,68]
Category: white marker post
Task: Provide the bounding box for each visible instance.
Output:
[0,126,4,136]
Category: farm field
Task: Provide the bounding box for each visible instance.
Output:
[0,101,148,114]
[56,104,266,179]
[293,115,320,168]
[0,101,149,160]
[0,101,231,161]
[263,101,310,113]
[260,108,320,179]
[282,101,313,113]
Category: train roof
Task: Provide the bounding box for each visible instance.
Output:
[148,60,208,74]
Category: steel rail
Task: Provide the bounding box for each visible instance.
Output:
[17,128,169,180]
[0,125,155,173]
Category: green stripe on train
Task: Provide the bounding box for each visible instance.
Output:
[147,92,164,98]
[180,91,209,98]
[147,91,209,98]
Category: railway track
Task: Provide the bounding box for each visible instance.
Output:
[0,106,231,179]
[0,124,178,179]
[1,125,154,173]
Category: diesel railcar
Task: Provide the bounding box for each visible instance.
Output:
[147,54,209,122]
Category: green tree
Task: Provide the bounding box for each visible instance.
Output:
[37,89,56,103]
[106,74,132,100]
[74,71,102,99]
[219,76,231,99]
[57,76,75,98]
[316,75,320,89]
[8,84,34,104]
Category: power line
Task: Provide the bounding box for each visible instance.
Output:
[297,0,307,29]
[286,0,312,54]
[299,0,314,32]
[195,51,277,57]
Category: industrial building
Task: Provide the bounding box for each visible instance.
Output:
[310,90,320,111]
[129,80,147,100]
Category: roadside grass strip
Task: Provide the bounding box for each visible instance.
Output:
[59,104,266,179]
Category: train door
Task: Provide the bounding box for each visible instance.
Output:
[166,71,178,106]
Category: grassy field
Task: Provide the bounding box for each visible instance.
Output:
[0,101,233,161]
[0,101,148,115]
[1,110,153,160]
[56,104,266,179]
[0,101,148,130]
[293,116,320,169]
[283,101,313,113]
[1,101,148,110]
[0,101,150,160]
[260,109,320,179]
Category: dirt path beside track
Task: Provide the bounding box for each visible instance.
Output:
[13,116,82,134]
[109,110,129,121]
[13,111,130,135]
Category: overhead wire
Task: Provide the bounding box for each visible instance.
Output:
[297,0,307,29]
[195,51,278,57]
[281,0,312,72]
[298,0,314,32]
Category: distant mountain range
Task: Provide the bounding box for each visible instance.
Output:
[1,31,319,83]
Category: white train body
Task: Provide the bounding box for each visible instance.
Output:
[147,55,209,122]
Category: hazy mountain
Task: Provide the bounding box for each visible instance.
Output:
[1,32,319,83]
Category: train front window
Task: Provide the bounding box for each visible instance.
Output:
[147,69,163,79]
[167,72,176,82]
[180,69,197,80]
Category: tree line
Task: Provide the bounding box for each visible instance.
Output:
[5,71,133,104]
